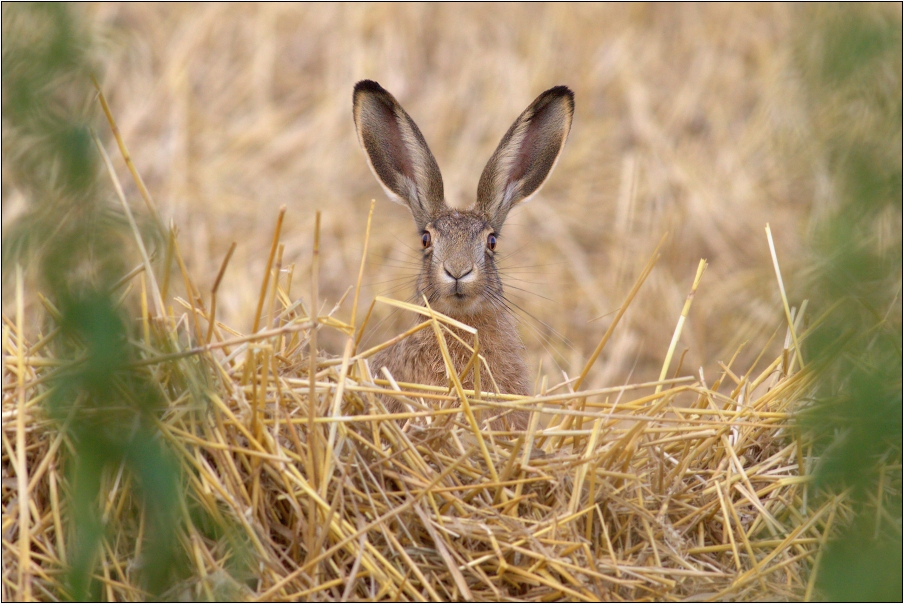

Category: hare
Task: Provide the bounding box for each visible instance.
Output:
[353,80,573,430]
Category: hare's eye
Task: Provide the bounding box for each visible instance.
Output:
[487,233,497,251]
[421,232,431,248]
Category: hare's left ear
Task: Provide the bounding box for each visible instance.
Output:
[474,86,574,232]
[353,80,446,231]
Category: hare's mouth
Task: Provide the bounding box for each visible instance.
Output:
[450,282,478,300]
[443,277,473,298]
[448,288,473,303]
[429,285,484,316]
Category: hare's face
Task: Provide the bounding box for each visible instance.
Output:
[353,80,573,319]
[419,210,501,316]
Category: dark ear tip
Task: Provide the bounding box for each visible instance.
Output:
[548,85,573,96]
[354,80,387,96]
[533,86,574,116]
[545,85,575,111]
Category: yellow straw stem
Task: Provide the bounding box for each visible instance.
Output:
[656,259,707,394]
[15,265,32,601]
[766,224,805,371]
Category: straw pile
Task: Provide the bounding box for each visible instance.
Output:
[2,90,847,601]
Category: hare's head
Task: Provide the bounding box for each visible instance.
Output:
[353,80,573,317]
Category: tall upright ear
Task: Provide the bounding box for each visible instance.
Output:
[353,80,446,231]
[474,86,574,231]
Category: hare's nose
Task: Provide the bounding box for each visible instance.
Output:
[443,262,474,281]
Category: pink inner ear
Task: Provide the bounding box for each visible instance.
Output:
[506,101,565,198]
[376,102,415,182]
[508,101,562,189]
[510,122,541,185]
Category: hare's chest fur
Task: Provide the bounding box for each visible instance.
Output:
[371,312,529,398]
[370,313,530,430]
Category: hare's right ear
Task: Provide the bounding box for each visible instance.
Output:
[353,80,446,231]
[475,86,574,232]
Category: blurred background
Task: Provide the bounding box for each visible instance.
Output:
[4,3,838,386]
[2,4,901,599]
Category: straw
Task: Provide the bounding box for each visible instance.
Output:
[3,266,844,599]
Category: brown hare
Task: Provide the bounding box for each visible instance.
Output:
[353,80,574,430]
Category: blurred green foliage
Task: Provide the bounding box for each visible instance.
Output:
[795,5,902,601]
[3,4,183,599]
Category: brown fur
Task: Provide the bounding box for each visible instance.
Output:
[353,80,573,431]
[372,301,530,429]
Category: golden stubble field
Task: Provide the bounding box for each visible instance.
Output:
[25,3,822,388]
